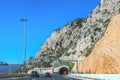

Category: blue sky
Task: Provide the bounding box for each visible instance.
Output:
[0,0,100,64]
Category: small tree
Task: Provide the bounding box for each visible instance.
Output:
[118,8,120,13]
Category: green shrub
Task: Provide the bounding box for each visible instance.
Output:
[78,71,84,74]
[65,52,71,56]
[89,14,92,18]
[72,51,76,55]
[43,62,51,67]
[103,19,110,27]
[75,18,84,27]
[94,27,101,32]
[54,62,75,70]
[105,9,107,13]
[47,48,49,51]
[32,62,41,68]
[65,51,76,56]
[99,19,103,23]
[91,36,95,43]
[56,52,62,57]
[86,47,92,57]
[55,47,66,57]
[118,8,120,13]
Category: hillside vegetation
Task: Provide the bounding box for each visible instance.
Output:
[27,0,120,74]
[79,14,120,74]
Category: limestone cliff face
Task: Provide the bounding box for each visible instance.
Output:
[79,14,120,74]
[34,0,120,67]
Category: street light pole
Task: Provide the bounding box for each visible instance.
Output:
[21,18,27,65]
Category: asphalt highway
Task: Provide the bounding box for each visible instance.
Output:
[0,73,92,80]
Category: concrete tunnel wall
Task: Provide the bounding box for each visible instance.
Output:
[53,65,69,74]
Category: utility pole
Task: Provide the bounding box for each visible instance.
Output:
[20,18,27,65]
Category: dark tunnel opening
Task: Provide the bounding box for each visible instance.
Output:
[59,67,68,75]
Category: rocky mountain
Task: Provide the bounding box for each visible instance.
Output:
[34,0,120,70]
[79,14,120,74]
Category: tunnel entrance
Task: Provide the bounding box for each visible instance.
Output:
[59,67,68,75]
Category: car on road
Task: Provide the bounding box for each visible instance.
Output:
[45,72,51,77]
[30,71,39,77]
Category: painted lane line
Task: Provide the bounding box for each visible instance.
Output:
[10,76,30,80]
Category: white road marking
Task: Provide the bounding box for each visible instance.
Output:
[10,76,30,80]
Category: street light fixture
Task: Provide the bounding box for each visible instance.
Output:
[20,18,27,65]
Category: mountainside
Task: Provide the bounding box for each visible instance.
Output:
[35,0,120,68]
[79,14,120,74]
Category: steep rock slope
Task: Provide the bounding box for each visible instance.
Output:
[35,0,120,66]
[79,14,120,74]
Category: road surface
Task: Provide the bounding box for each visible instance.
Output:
[0,73,92,80]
